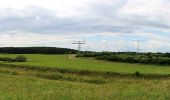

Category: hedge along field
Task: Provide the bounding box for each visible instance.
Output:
[1,54,170,74]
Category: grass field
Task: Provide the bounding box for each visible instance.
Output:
[1,54,170,74]
[0,66,169,100]
[0,54,170,99]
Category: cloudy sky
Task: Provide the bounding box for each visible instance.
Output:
[0,0,170,52]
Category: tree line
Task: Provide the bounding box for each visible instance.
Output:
[0,47,77,54]
[76,52,170,65]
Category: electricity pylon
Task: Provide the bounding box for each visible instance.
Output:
[137,40,140,53]
[72,40,85,54]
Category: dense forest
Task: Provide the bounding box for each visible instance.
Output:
[0,47,77,54]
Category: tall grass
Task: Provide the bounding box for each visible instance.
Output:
[0,63,170,79]
[0,66,169,100]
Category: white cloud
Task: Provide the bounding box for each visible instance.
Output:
[0,0,169,52]
[118,0,170,29]
[0,0,92,18]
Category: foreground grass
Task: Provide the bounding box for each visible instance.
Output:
[0,65,169,100]
[1,54,170,74]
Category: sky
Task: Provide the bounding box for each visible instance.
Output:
[0,0,170,52]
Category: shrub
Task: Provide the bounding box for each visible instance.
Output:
[14,55,27,62]
[124,57,138,63]
[135,71,140,77]
[154,57,170,65]
[75,54,83,57]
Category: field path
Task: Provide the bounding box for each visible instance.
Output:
[68,54,76,59]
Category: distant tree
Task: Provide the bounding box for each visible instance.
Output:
[15,55,27,62]
[145,53,153,63]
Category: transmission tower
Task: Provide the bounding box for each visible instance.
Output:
[137,40,140,53]
[72,40,85,54]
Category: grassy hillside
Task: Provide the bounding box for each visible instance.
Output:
[1,54,170,74]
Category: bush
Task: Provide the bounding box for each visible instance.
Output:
[135,71,140,77]
[14,55,27,62]
[154,57,170,65]
[75,54,83,57]
[124,57,138,63]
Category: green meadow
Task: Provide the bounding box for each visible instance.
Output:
[0,54,170,99]
[1,54,170,74]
